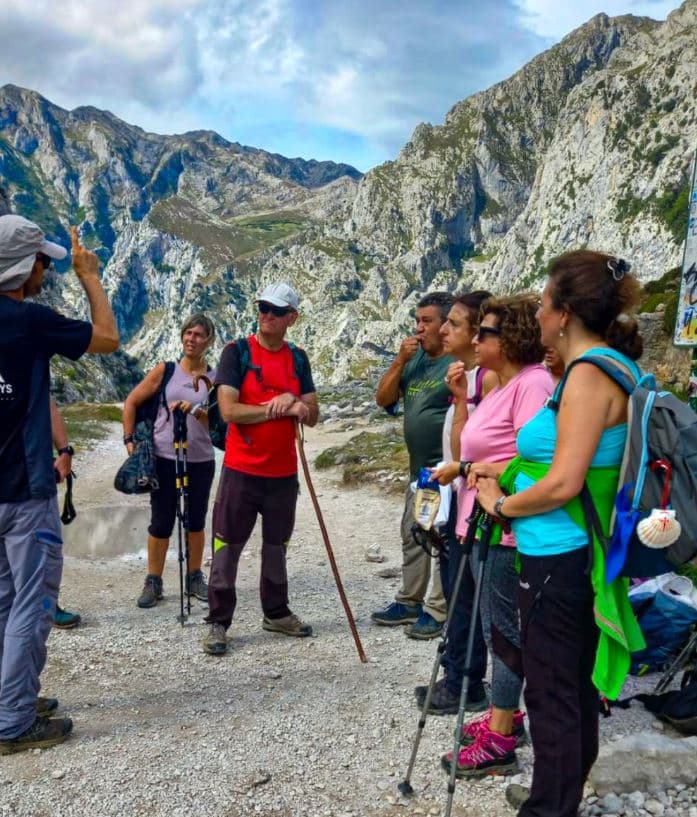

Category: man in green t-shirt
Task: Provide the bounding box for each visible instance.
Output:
[371,292,454,639]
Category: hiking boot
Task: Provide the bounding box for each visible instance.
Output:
[136,574,163,608]
[262,613,313,638]
[185,569,208,602]
[405,611,443,640]
[202,623,228,656]
[460,707,526,746]
[506,783,530,810]
[53,605,81,629]
[440,726,518,779]
[370,602,422,626]
[0,717,73,755]
[36,697,59,718]
[415,678,489,713]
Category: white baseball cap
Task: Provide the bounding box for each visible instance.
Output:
[0,214,67,291]
[257,282,299,310]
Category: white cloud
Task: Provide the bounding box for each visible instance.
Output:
[0,0,683,168]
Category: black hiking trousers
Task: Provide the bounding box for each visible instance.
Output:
[518,547,599,817]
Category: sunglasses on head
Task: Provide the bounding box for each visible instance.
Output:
[36,252,54,271]
[476,326,501,341]
[258,301,291,317]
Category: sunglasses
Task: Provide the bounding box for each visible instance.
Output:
[258,301,292,317]
[36,252,54,271]
[475,326,501,341]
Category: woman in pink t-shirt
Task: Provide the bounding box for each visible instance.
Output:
[433,295,553,779]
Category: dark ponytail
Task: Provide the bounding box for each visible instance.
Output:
[548,250,643,360]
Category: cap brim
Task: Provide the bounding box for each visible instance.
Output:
[41,239,67,260]
[256,296,291,308]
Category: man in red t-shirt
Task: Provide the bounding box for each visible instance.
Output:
[203,283,319,655]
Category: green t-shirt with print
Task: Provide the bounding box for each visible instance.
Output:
[400,348,454,479]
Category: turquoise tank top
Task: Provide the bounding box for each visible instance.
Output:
[513,348,642,556]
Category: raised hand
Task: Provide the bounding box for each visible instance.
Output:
[70,226,100,281]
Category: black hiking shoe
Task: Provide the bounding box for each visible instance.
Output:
[36,697,59,717]
[414,678,489,714]
[185,570,208,602]
[203,623,228,656]
[0,717,73,755]
[137,574,163,608]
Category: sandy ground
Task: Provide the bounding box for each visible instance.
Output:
[1,420,661,817]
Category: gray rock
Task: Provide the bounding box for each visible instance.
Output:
[627,792,646,810]
[646,799,666,816]
[601,793,624,813]
[589,733,697,796]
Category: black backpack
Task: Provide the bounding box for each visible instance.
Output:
[207,337,307,451]
[135,361,176,425]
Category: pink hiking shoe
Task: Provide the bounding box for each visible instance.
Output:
[441,724,519,779]
[460,707,527,746]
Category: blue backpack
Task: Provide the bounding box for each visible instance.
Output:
[207,337,307,450]
[555,356,697,579]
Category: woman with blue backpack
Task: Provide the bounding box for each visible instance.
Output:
[122,313,217,609]
[475,251,645,817]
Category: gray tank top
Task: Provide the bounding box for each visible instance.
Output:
[152,362,216,462]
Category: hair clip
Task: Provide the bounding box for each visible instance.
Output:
[607,257,630,281]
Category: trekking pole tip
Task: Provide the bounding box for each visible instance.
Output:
[398,781,414,797]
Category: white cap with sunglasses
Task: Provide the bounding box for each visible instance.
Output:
[0,214,67,292]
[256,282,299,311]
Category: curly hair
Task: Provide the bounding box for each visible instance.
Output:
[481,294,544,365]
[547,250,643,360]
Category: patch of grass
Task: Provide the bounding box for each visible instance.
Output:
[150,198,309,265]
[314,429,409,494]
[62,403,122,449]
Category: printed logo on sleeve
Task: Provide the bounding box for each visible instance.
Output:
[0,371,14,397]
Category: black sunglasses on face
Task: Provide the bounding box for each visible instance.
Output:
[476,326,501,341]
[36,252,54,271]
[258,301,291,317]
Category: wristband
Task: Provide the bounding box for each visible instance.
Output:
[493,495,512,522]
[123,433,135,445]
[56,445,74,457]
[459,460,472,478]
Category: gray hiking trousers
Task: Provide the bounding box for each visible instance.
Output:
[0,497,62,738]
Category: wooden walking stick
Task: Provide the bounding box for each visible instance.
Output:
[295,423,368,663]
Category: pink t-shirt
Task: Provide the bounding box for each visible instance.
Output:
[455,364,553,544]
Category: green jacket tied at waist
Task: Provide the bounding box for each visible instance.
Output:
[498,456,645,700]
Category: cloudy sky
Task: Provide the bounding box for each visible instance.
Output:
[0,0,680,171]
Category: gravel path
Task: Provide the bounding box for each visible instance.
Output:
[0,420,681,817]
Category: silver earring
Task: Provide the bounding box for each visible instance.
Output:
[559,329,565,338]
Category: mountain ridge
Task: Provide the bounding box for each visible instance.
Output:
[1,1,695,395]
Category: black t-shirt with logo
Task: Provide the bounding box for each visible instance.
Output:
[0,297,92,502]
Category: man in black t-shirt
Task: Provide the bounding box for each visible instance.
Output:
[0,214,119,753]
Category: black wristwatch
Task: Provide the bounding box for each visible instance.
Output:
[56,445,75,457]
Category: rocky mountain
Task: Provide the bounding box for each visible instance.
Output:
[1,0,696,395]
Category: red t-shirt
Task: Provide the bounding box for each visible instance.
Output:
[217,335,314,477]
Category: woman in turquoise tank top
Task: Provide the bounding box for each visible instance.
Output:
[474,251,644,817]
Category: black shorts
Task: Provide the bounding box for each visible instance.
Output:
[148,456,216,539]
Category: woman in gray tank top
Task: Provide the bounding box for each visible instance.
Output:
[122,314,217,609]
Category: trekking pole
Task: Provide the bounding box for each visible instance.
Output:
[173,406,191,625]
[655,628,697,694]
[294,422,368,663]
[444,508,493,817]
[399,504,483,797]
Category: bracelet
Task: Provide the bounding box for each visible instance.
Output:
[459,460,472,478]
[123,433,134,445]
[493,495,512,522]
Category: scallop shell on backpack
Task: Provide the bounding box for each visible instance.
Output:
[636,508,682,548]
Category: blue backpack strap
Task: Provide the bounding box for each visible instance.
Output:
[547,354,636,413]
